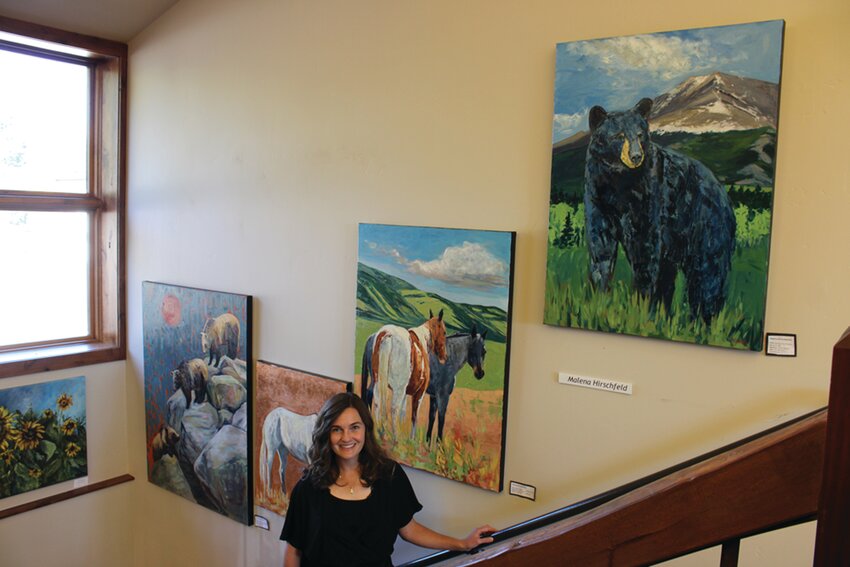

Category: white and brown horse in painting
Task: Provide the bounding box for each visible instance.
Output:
[364,310,447,437]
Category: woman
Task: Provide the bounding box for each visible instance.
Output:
[281,392,495,566]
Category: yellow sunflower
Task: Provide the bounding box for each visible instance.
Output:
[0,407,13,452]
[65,442,81,458]
[12,419,46,451]
[27,468,42,479]
[0,449,13,465]
[61,419,78,436]
[57,393,74,410]
[42,408,55,421]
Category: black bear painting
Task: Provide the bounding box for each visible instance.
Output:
[544,21,785,350]
[584,98,736,322]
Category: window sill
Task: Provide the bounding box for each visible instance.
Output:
[0,341,125,379]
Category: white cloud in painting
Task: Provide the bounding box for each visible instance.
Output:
[367,241,407,265]
[406,242,507,289]
[568,34,715,81]
[553,111,585,142]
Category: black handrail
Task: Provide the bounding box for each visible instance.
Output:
[401,406,826,567]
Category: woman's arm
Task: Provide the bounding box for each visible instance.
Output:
[283,542,302,567]
[399,519,495,552]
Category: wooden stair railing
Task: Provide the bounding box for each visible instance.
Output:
[428,409,825,566]
[814,327,850,565]
[404,326,850,567]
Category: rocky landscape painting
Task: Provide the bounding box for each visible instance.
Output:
[545,21,784,350]
[254,362,349,517]
[355,223,515,491]
[143,281,253,524]
[0,376,87,498]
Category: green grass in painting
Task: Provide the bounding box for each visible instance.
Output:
[543,235,769,351]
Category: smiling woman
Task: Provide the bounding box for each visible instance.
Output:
[0,17,127,378]
[280,392,495,567]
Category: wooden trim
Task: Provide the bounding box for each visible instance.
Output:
[0,38,95,66]
[0,16,127,59]
[0,474,134,520]
[438,410,826,566]
[92,51,127,361]
[0,342,124,378]
[814,328,850,565]
[0,192,104,211]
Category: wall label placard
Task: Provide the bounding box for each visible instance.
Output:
[253,515,270,530]
[509,481,536,501]
[765,333,797,357]
[558,373,633,395]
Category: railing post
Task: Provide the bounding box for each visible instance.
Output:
[813,328,850,566]
[719,538,740,567]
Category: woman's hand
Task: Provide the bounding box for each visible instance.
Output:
[460,525,496,551]
[400,519,497,552]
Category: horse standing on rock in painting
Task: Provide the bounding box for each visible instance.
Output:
[426,326,487,443]
[258,408,317,498]
[363,310,447,438]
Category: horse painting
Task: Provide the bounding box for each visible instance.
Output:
[363,309,447,437]
[426,326,487,443]
[258,408,317,499]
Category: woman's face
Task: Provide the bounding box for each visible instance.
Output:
[329,407,365,465]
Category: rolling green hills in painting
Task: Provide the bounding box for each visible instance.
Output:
[356,263,508,342]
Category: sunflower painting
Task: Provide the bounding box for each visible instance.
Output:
[0,376,87,498]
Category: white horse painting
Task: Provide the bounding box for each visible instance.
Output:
[258,408,317,498]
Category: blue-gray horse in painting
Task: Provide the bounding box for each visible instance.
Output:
[426,327,487,443]
[361,326,487,442]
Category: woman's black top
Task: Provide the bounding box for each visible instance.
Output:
[280,463,423,567]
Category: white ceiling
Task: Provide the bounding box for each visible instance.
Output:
[0,0,178,42]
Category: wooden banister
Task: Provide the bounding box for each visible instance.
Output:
[813,328,850,565]
[436,409,824,566]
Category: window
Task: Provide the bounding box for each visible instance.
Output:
[0,17,126,378]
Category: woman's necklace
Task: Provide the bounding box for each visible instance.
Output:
[337,476,358,494]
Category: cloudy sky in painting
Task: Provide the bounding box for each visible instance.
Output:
[358,224,514,310]
[552,20,785,142]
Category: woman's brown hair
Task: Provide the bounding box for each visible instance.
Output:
[304,392,393,488]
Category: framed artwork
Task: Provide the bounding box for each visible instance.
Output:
[544,21,785,350]
[0,376,87,498]
[355,223,516,492]
[142,281,253,524]
[254,361,350,516]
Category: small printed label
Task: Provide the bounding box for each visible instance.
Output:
[766,333,797,357]
[73,477,88,489]
[558,373,633,395]
[509,481,536,501]
[254,515,270,530]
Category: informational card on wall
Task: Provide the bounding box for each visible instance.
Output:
[766,333,797,357]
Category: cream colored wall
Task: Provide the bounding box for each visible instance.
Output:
[123,0,850,566]
[0,362,133,567]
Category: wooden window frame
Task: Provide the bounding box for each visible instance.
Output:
[0,17,126,378]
